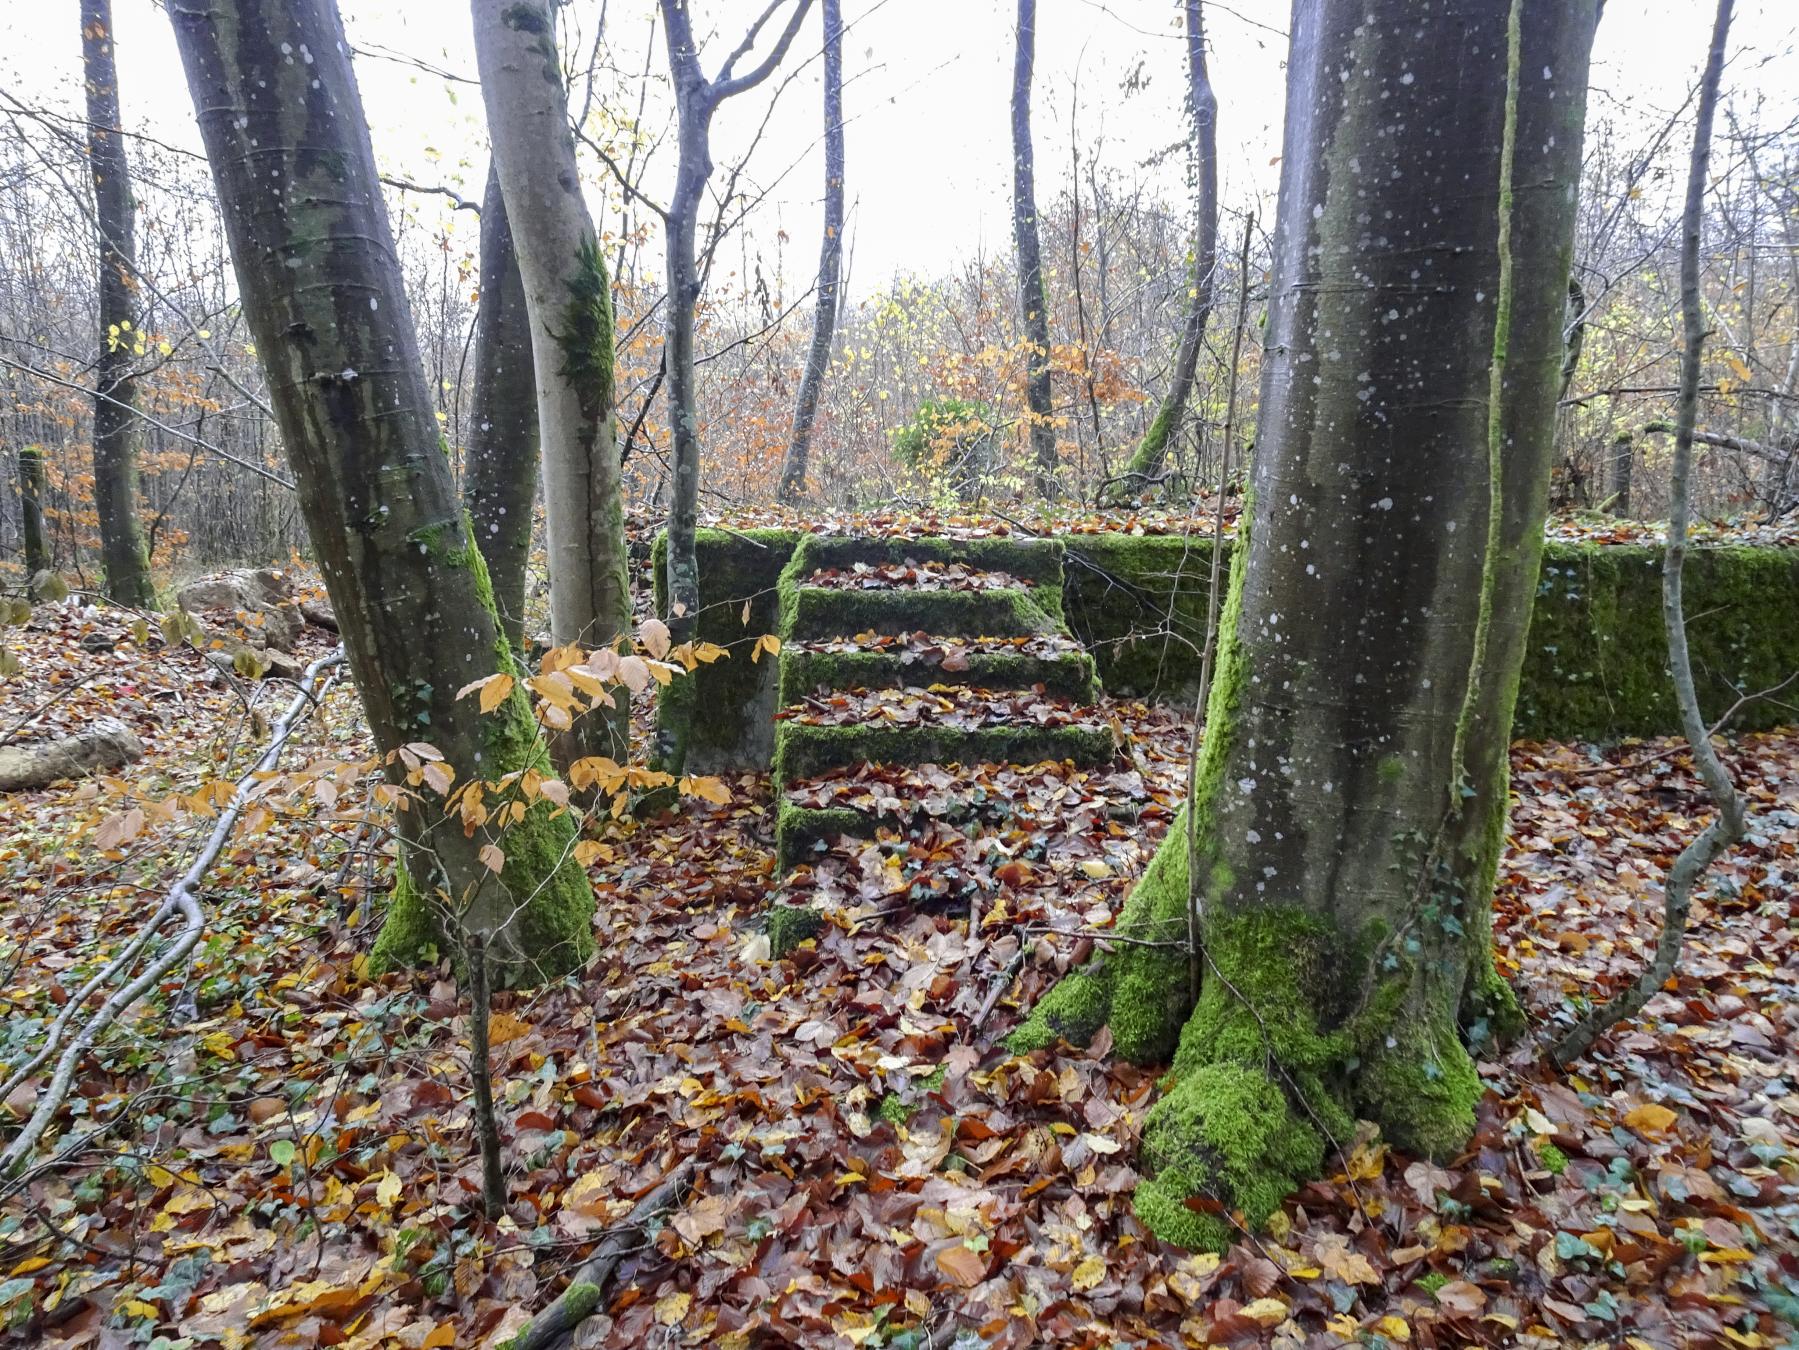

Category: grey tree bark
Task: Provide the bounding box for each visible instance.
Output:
[776,0,844,504]
[1555,0,1744,1066]
[472,0,633,764]
[655,0,813,773]
[1014,0,1599,1250]
[81,0,156,608]
[1112,0,1219,500]
[1011,0,1058,497]
[168,0,593,986]
[18,446,50,576]
[463,164,539,651]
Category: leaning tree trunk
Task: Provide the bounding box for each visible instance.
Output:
[18,446,50,576]
[1011,0,1058,498]
[1012,0,1599,1251]
[1610,430,1634,516]
[463,164,539,651]
[776,0,845,505]
[1111,0,1219,499]
[473,0,633,764]
[169,0,593,987]
[81,0,156,608]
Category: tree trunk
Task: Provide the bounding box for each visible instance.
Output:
[169,0,593,987]
[1112,0,1219,499]
[18,446,50,576]
[1012,0,1599,1251]
[473,0,633,764]
[1011,0,1057,497]
[1610,430,1634,516]
[652,0,812,774]
[463,164,539,651]
[776,0,844,504]
[81,0,157,608]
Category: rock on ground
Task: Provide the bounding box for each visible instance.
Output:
[0,717,143,792]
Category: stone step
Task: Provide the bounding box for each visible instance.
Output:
[782,585,1064,642]
[797,534,1067,587]
[780,638,1097,704]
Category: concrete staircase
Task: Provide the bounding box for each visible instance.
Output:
[771,535,1114,871]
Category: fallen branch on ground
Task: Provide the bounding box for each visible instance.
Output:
[0,647,344,1177]
[504,1160,695,1350]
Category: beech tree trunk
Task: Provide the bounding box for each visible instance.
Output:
[776,0,844,504]
[1011,0,1057,497]
[463,164,539,650]
[81,0,156,608]
[18,446,50,576]
[473,0,633,764]
[1013,0,1599,1250]
[1113,0,1219,498]
[169,0,593,987]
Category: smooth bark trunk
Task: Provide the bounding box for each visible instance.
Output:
[169,0,592,986]
[1014,0,1598,1250]
[18,446,50,576]
[473,0,633,764]
[81,0,156,608]
[1011,0,1057,497]
[1113,0,1219,499]
[776,0,844,504]
[463,164,539,650]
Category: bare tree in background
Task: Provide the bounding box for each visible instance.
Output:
[1111,0,1219,502]
[776,0,843,504]
[1012,0,1057,497]
[656,0,813,773]
[80,0,155,607]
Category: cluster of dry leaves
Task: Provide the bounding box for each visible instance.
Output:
[0,579,1795,1349]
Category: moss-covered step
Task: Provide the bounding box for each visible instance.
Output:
[798,534,1067,586]
[780,642,1098,704]
[772,720,1116,784]
[782,585,1065,641]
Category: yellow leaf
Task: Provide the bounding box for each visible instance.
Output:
[1623,1103,1678,1136]
[9,1256,50,1276]
[654,1290,691,1326]
[1077,858,1111,879]
[680,775,731,805]
[1377,1314,1412,1341]
[487,1012,531,1046]
[1071,1254,1106,1291]
[375,1170,402,1208]
[1240,1297,1290,1327]
[118,1298,160,1320]
[479,673,515,713]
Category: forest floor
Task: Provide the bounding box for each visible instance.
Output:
[0,580,1797,1349]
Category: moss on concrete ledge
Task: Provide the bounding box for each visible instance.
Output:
[772,721,1115,785]
[1063,535,1799,739]
[801,534,1067,586]
[766,903,824,957]
[779,646,1097,705]
[652,527,800,770]
[784,585,1064,642]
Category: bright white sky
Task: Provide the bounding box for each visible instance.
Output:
[4,0,1797,299]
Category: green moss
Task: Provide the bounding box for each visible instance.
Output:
[766,904,823,958]
[1135,1060,1325,1252]
[1515,543,1799,739]
[1419,1271,1451,1298]
[554,236,616,427]
[784,585,1062,642]
[652,528,800,770]
[877,1092,912,1125]
[772,721,1114,786]
[1536,1141,1568,1175]
[779,646,1097,705]
[1355,989,1482,1160]
[775,800,869,869]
